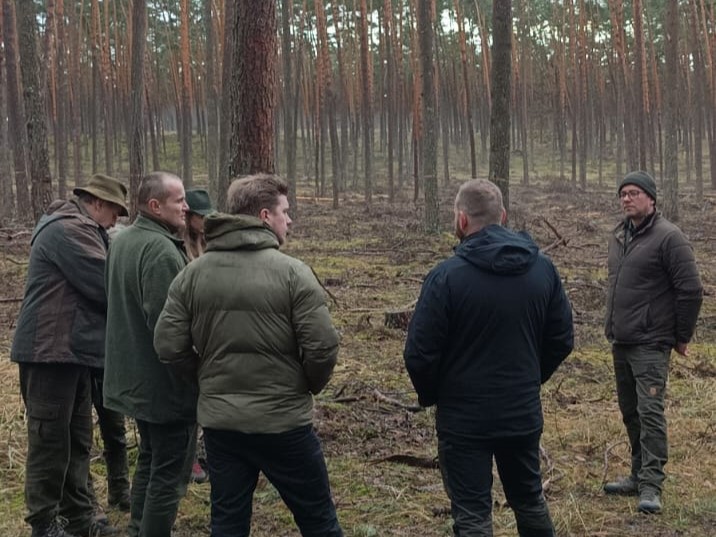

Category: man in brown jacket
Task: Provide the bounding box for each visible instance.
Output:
[604,170,703,514]
[11,175,127,537]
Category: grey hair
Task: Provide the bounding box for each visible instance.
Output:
[138,172,182,209]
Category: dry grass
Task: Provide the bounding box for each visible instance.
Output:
[1,182,715,536]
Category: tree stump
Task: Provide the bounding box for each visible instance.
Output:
[384,308,414,330]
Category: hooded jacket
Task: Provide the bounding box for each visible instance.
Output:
[404,225,574,440]
[154,213,340,434]
[11,199,109,367]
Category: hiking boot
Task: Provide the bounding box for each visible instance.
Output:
[190,460,208,484]
[107,487,131,512]
[603,475,638,496]
[638,488,662,514]
[72,518,121,537]
[31,518,78,537]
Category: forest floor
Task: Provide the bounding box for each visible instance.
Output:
[0,179,714,536]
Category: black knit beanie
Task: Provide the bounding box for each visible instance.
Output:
[618,170,657,202]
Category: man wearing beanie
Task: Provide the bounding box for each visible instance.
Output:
[11,174,127,537]
[604,170,703,514]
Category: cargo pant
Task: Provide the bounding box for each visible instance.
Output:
[612,343,670,493]
[19,362,95,533]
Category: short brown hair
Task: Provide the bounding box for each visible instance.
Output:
[227,174,289,216]
[455,179,504,229]
[138,172,182,209]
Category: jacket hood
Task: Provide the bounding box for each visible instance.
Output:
[456,224,539,275]
[204,213,279,251]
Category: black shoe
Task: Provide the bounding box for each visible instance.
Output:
[603,475,639,496]
[31,518,78,537]
[72,518,121,537]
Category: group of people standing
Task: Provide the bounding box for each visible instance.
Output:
[10,169,702,537]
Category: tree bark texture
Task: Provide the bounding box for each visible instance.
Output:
[489,0,512,210]
[129,0,147,217]
[16,0,53,221]
[231,0,277,176]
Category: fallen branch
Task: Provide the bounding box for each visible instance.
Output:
[602,440,628,484]
[372,388,422,412]
[0,297,23,303]
[309,266,339,307]
[372,454,439,469]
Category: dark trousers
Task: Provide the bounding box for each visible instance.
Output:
[203,424,342,537]
[438,431,555,537]
[87,368,129,505]
[19,362,94,532]
[128,419,196,537]
[613,343,670,493]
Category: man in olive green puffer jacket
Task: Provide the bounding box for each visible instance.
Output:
[154,174,342,537]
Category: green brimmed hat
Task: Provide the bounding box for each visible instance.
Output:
[186,189,215,216]
[73,174,129,216]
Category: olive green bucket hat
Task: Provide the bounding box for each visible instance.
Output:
[186,188,215,216]
[73,174,129,216]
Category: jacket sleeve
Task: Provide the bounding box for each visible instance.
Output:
[291,263,340,395]
[141,246,186,333]
[662,231,703,344]
[154,268,199,369]
[403,268,449,407]
[540,263,574,384]
[52,221,108,309]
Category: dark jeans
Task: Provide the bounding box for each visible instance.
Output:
[438,431,555,537]
[129,419,196,537]
[203,424,342,537]
[613,343,670,493]
[88,368,129,503]
[19,363,94,532]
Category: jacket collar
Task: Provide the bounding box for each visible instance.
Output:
[134,214,185,247]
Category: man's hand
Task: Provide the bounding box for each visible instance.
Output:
[674,342,689,356]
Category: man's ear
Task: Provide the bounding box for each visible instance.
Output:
[147,198,160,214]
[259,207,270,222]
[458,210,469,232]
[500,208,507,225]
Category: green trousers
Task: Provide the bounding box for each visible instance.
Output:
[19,363,95,533]
[612,343,670,493]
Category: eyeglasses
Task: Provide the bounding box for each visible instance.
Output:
[619,189,644,200]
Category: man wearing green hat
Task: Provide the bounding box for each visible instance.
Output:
[604,170,703,514]
[11,174,127,537]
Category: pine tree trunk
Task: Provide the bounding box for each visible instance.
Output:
[180,0,193,186]
[489,0,511,209]
[2,0,30,218]
[231,0,277,175]
[16,0,53,220]
[128,0,147,217]
[662,0,679,221]
[419,0,438,232]
[358,0,373,206]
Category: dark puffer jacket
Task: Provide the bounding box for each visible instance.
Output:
[605,213,703,347]
[11,199,109,367]
[154,213,340,434]
[404,225,574,440]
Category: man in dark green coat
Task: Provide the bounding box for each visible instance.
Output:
[104,171,197,537]
[155,174,342,537]
[11,174,127,537]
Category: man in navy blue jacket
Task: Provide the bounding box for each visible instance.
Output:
[404,179,574,537]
